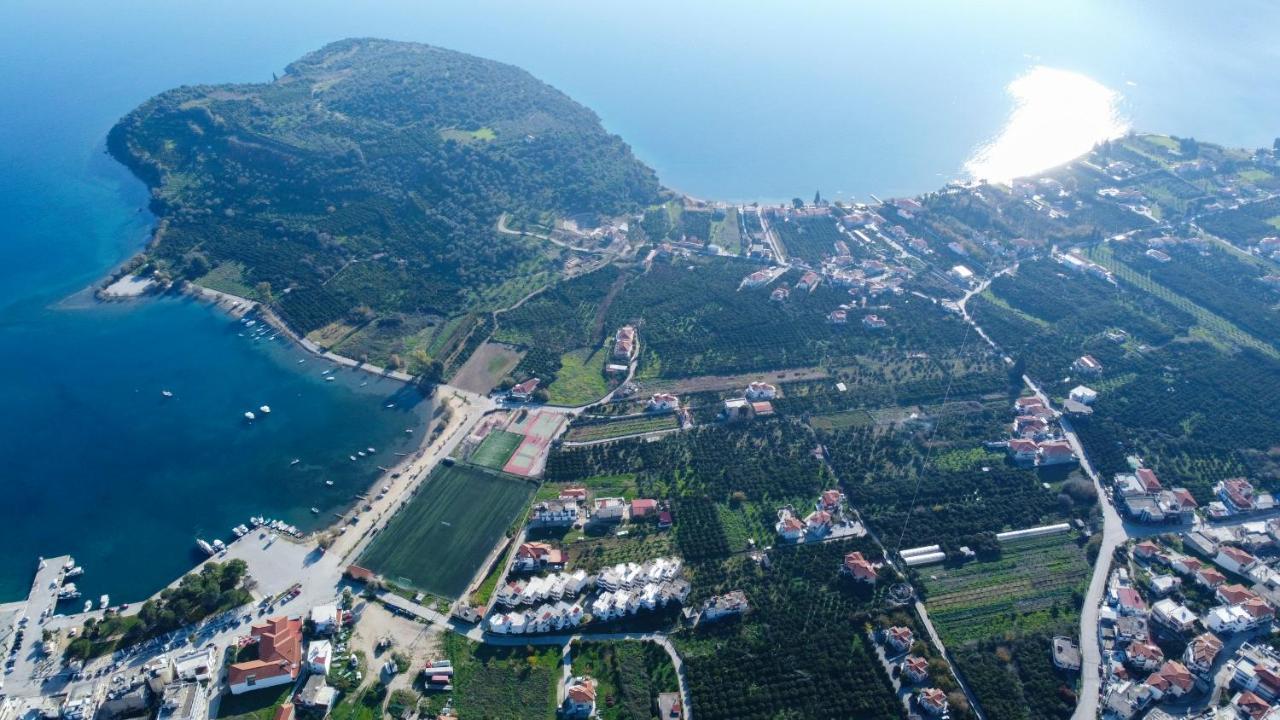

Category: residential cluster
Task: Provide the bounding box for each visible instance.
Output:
[774,488,865,544]
[1099,530,1280,718]
[530,486,672,530]
[722,381,777,422]
[488,556,689,634]
[1000,394,1078,467]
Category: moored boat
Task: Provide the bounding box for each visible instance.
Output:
[196,539,215,556]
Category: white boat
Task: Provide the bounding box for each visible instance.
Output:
[290,458,301,466]
[385,403,395,408]
[196,539,215,556]
[367,447,375,453]
[325,480,334,486]
[58,584,80,600]
[244,320,256,327]
[259,405,271,414]
[357,451,366,458]
[83,601,92,613]
[326,376,336,382]
[161,390,173,398]
[100,595,109,609]
[212,539,226,552]
[349,455,357,461]
[65,566,83,578]
[405,429,413,434]
[244,411,256,421]
[297,359,306,364]
[310,507,320,514]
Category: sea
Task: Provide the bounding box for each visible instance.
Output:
[2,0,1278,603]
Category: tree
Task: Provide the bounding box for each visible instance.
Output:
[791,197,805,210]
[813,189,822,205]
[254,281,273,304]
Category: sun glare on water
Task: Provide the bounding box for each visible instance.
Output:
[965,66,1130,184]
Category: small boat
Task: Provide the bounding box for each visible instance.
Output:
[297,359,306,364]
[100,594,110,609]
[367,447,375,453]
[83,601,92,613]
[360,381,368,387]
[245,320,257,327]
[212,539,226,552]
[65,565,84,578]
[244,411,256,421]
[196,539,215,556]
[357,451,366,458]
[326,376,336,382]
[405,429,413,434]
[310,507,320,514]
[290,458,301,466]
[58,584,81,600]
[385,403,395,408]
[259,405,271,414]
[161,390,173,398]
[325,480,334,486]
[350,455,357,461]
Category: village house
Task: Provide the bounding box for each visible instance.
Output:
[917,688,949,717]
[1152,598,1198,633]
[1073,355,1104,375]
[156,683,208,720]
[842,551,878,584]
[559,487,589,502]
[770,285,790,302]
[1014,395,1046,414]
[1234,690,1273,720]
[1037,440,1076,466]
[1127,641,1164,672]
[514,542,566,573]
[531,499,579,527]
[819,489,845,513]
[1149,574,1181,597]
[648,393,680,412]
[227,616,303,695]
[745,381,777,400]
[509,378,540,401]
[885,625,915,654]
[1197,566,1228,589]
[1008,438,1039,464]
[309,604,342,635]
[775,509,804,542]
[1218,546,1261,576]
[1205,604,1255,634]
[613,326,638,362]
[1114,587,1148,616]
[306,639,332,675]
[803,509,832,538]
[862,314,888,329]
[1144,660,1195,700]
[1219,478,1259,513]
[1231,645,1280,701]
[629,498,658,520]
[700,591,749,623]
[902,655,930,684]
[797,271,821,292]
[1069,385,1098,405]
[828,308,848,324]
[562,676,598,718]
[592,497,627,523]
[1183,632,1224,675]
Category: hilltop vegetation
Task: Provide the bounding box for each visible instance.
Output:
[109,38,658,369]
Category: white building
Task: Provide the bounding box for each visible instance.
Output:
[309,604,341,635]
[1069,385,1098,405]
[306,640,332,675]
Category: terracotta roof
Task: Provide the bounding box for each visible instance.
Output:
[566,678,597,704]
[1198,567,1227,585]
[844,551,878,581]
[1218,583,1256,605]
[1236,690,1271,719]
[1136,468,1162,492]
[1221,545,1257,566]
[228,616,302,687]
[1155,661,1194,692]
[273,703,294,720]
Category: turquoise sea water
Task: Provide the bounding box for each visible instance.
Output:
[1,0,1278,602]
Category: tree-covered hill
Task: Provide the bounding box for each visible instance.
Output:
[108,38,660,343]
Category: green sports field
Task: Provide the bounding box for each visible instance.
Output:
[358,463,536,598]
[470,430,523,469]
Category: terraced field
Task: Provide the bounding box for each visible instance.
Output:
[920,533,1090,646]
[565,414,679,443]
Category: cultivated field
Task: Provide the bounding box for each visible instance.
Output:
[919,533,1090,646]
[450,341,524,395]
[564,414,679,443]
[359,463,535,598]
[470,429,523,469]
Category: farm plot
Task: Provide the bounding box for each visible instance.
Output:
[565,414,679,443]
[470,429,523,470]
[358,463,535,598]
[919,533,1090,646]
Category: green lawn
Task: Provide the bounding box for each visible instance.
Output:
[547,346,610,406]
[920,533,1090,646]
[197,261,255,298]
[216,685,293,720]
[359,464,535,598]
[471,430,523,469]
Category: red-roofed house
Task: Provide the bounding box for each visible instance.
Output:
[1008,438,1038,464]
[1145,661,1194,699]
[885,626,914,653]
[1197,566,1227,589]
[1126,642,1164,672]
[514,542,565,572]
[1217,546,1260,575]
[918,688,948,717]
[509,378,541,401]
[228,616,303,695]
[843,551,878,584]
[629,499,658,519]
[1171,488,1198,511]
[648,393,680,411]
[819,490,844,512]
[1235,690,1271,719]
[1116,587,1147,615]
[273,704,294,720]
[1217,583,1258,606]
[1037,440,1077,466]
[1014,396,1045,413]
[562,676,598,718]
[902,655,930,684]
[804,510,832,537]
[1243,596,1276,622]
[1220,478,1257,512]
[559,487,589,501]
[1183,633,1223,675]
[1136,468,1162,492]
[776,510,804,542]
[1133,541,1161,560]
[657,510,673,529]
